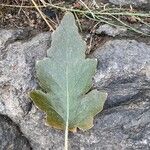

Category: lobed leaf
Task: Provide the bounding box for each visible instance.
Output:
[29,12,107,132]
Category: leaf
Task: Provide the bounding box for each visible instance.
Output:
[29,12,107,149]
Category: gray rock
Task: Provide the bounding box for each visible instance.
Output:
[139,25,150,35]
[0,29,54,149]
[0,29,51,121]
[145,65,150,79]
[70,93,150,150]
[0,29,30,60]
[94,0,150,9]
[96,24,127,37]
[0,114,31,150]
[1,29,150,149]
[109,0,148,6]
[96,24,150,38]
[92,39,150,108]
[109,0,150,10]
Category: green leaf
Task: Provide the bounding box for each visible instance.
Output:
[29,12,107,149]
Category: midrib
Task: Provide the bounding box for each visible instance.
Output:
[66,62,69,126]
[64,57,69,150]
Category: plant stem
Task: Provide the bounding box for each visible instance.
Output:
[1,3,149,17]
[64,121,69,150]
[31,0,54,31]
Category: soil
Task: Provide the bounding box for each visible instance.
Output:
[0,0,149,53]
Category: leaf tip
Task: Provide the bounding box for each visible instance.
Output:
[64,12,75,20]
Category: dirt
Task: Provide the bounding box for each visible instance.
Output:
[0,0,82,31]
[0,1,50,31]
[0,0,149,54]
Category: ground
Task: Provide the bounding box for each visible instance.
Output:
[0,0,150,150]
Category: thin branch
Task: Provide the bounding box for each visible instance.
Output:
[31,0,54,31]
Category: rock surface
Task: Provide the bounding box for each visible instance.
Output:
[0,29,150,149]
[0,114,31,150]
[71,92,150,150]
[96,24,127,37]
[108,0,149,6]
[92,39,150,108]
[94,0,150,10]
[96,24,150,38]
